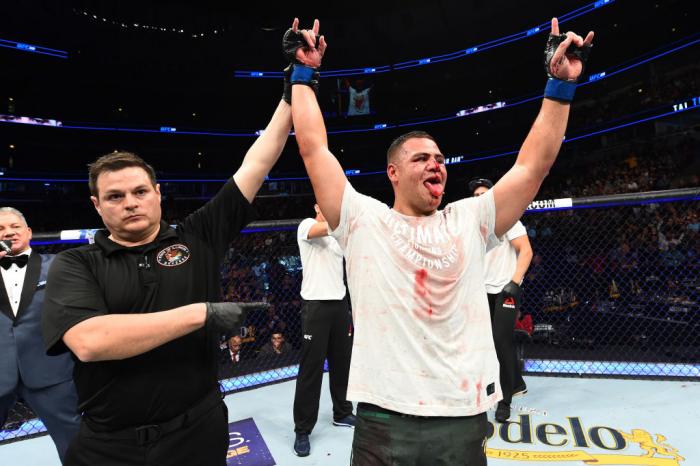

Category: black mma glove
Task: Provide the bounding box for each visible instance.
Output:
[543,34,591,82]
[543,33,592,102]
[283,27,318,64]
[205,302,269,333]
[281,27,321,103]
[501,281,522,309]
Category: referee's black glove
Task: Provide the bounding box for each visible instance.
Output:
[501,281,522,309]
[282,65,320,104]
[205,302,269,333]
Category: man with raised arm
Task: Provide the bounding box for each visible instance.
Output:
[41,100,293,466]
[285,17,593,465]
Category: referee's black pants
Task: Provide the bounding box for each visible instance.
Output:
[293,296,354,434]
[488,292,525,406]
[64,392,229,466]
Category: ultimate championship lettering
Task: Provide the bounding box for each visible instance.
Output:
[384,211,460,270]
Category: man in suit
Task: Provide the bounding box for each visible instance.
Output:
[224,335,244,364]
[0,207,80,463]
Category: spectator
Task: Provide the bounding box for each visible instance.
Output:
[259,331,292,356]
[223,335,244,365]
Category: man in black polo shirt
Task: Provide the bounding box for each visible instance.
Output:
[41,99,293,466]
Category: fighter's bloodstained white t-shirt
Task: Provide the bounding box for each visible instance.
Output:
[483,221,527,294]
[297,218,347,300]
[331,182,502,416]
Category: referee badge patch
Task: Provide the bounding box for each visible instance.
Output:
[156,244,191,267]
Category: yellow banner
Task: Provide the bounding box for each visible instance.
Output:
[486,448,681,465]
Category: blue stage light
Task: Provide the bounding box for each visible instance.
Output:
[5,32,696,138]
[0,38,68,58]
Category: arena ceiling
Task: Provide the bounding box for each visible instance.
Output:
[0,0,696,173]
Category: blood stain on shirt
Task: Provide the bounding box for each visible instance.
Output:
[414,269,428,297]
[460,379,469,391]
[476,381,483,406]
[414,268,433,318]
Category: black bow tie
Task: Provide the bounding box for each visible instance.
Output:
[0,255,28,270]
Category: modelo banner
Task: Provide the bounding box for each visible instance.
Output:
[485,413,684,465]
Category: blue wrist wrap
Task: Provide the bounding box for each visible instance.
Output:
[544,78,577,102]
[290,64,316,83]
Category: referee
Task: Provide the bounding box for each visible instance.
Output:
[293,204,355,457]
[41,98,293,466]
[471,178,533,423]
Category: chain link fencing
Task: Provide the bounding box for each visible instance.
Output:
[520,189,700,377]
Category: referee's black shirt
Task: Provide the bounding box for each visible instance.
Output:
[42,179,255,430]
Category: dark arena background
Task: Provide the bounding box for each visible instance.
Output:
[1,0,699,465]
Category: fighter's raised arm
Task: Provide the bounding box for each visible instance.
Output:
[492,17,594,237]
[285,18,346,229]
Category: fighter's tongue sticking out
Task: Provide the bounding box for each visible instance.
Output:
[425,181,444,198]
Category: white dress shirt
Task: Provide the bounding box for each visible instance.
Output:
[1,248,32,317]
